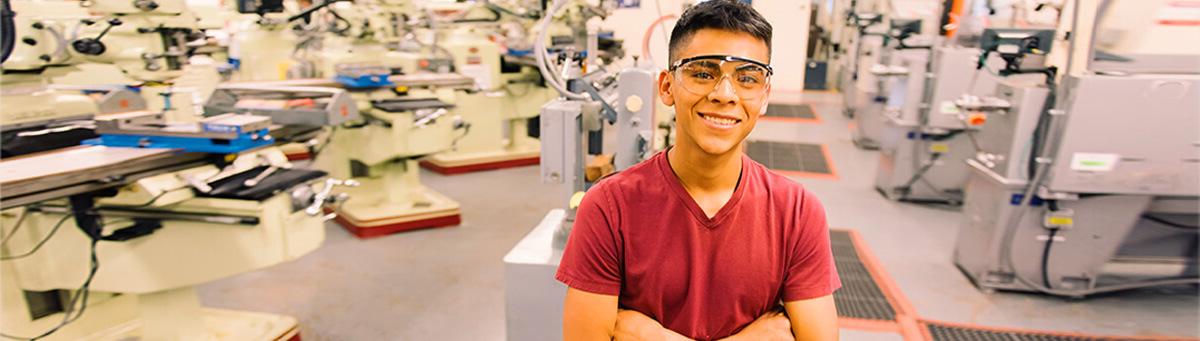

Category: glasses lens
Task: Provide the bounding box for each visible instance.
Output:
[678,61,722,95]
[676,59,770,99]
[732,64,768,99]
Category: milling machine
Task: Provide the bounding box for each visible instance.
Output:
[0,1,354,339]
[871,3,1058,204]
[503,0,657,338]
[952,0,1200,297]
[848,17,936,150]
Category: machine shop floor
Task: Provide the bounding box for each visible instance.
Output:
[197,91,1198,340]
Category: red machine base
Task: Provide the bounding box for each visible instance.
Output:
[334,214,462,239]
[419,156,539,175]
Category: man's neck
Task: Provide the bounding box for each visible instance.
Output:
[667,143,743,194]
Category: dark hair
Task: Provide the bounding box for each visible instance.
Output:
[668,0,773,63]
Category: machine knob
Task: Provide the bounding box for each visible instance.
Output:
[133,0,159,11]
[72,18,122,56]
[71,38,106,55]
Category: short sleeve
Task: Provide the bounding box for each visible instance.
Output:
[555,186,623,296]
[781,190,842,302]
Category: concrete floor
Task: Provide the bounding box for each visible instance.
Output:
[199,91,1199,340]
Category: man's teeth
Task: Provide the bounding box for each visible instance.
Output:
[702,114,738,125]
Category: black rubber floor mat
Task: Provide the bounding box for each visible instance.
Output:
[925,322,1154,341]
[765,103,817,119]
[830,230,897,321]
[924,321,1197,341]
[745,140,832,174]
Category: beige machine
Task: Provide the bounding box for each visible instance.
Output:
[311,75,475,238]
[414,1,559,174]
[0,1,348,339]
[230,73,478,238]
[0,1,111,142]
[0,146,343,341]
[220,0,479,237]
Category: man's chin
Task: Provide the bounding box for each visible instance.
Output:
[693,140,742,157]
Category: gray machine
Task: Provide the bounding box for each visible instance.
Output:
[874,34,1049,204]
[953,24,1200,297]
[849,19,934,149]
[505,66,656,340]
[837,12,886,118]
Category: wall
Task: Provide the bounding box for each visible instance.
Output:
[599,0,813,93]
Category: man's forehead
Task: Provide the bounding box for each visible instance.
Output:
[673,29,770,64]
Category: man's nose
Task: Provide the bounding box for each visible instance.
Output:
[707,76,739,104]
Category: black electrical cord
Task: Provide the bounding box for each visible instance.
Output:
[0,213,73,261]
[0,209,30,245]
[0,0,15,64]
[1142,214,1200,231]
[1025,70,1058,179]
[0,226,101,341]
[1042,227,1059,289]
[1041,200,1061,289]
[485,2,538,20]
[454,6,502,23]
[899,152,943,197]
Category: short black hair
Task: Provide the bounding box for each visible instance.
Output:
[668,0,772,63]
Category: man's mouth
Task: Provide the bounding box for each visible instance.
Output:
[698,112,742,128]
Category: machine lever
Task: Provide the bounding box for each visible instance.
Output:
[243,165,280,187]
[304,179,359,216]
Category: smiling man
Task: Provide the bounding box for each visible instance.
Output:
[555,1,841,340]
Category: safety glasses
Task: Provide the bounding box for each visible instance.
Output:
[668,55,773,101]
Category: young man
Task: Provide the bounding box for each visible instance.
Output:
[556,1,841,340]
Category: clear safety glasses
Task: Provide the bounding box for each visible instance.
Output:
[668,55,774,101]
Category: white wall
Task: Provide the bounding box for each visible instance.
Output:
[599,0,813,93]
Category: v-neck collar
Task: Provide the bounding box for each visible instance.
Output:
[657,147,750,228]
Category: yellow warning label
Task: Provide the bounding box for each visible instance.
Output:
[930,143,950,153]
[1047,216,1074,226]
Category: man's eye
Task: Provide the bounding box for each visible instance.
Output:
[734,72,763,84]
[690,71,717,80]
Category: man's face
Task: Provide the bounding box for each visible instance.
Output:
[658,29,771,157]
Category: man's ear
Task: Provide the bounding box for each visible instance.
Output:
[657,71,675,107]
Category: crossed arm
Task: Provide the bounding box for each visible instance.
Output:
[563,288,838,341]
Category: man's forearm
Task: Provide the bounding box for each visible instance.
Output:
[718,309,793,341]
[614,310,695,341]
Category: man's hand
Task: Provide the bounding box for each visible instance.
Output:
[613,310,694,341]
[718,310,793,341]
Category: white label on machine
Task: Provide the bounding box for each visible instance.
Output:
[939,101,961,114]
[1070,153,1120,172]
[459,63,493,90]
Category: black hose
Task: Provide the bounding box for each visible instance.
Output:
[1026,71,1058,179]
[1,0,16,65]
[1042,227,1059,289]
[1142,214,1200,231]
[454,6,502,23]
[1041,200,1061,289]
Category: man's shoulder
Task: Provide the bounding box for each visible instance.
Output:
[592,153,666,196]
[746,157,810,200]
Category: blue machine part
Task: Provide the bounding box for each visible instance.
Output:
[506,49,533,57]
[335,74,394,89]
[82,129,274,154]
[1009,194,1046,206]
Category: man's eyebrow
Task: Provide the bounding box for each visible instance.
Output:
[734,64,765,71]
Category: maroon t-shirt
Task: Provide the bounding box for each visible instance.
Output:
[556,150,841,340]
